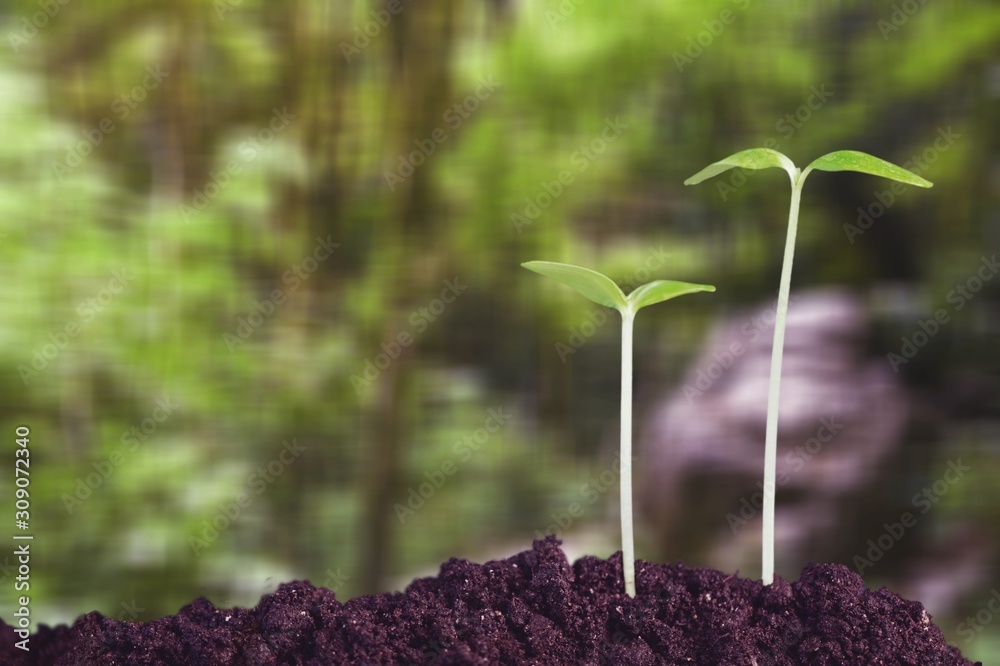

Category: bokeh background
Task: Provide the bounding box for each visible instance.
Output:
[1,0,998,660]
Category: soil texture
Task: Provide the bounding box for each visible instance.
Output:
[0,536,980,665]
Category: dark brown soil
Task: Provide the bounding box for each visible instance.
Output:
[0,536,980,665]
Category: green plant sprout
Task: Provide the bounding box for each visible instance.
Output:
[522,260,715,597]
[684,148,932,585]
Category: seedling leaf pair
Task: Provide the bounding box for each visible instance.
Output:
[522,260,714,597]
[685,148,933,189]
[685,147,931,586]
[521,261,715,315]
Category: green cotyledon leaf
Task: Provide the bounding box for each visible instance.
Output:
[627,280,715,311]
[521,261,627,311]
[805,150,932,187]
[684,148,797,185]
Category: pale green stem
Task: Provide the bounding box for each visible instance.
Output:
[620,310,636,597]
[762,170,808,586]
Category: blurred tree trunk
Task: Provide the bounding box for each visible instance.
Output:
[358,0,458,594]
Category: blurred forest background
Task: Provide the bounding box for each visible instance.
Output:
[0,0,998,660]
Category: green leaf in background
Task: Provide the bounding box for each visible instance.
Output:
[627,280,716,311]
[683,148,797,185]
[805,150,933,187]
[521,261,628,310]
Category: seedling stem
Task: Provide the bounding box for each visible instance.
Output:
[763,170,805,584]
[620,310,635,595]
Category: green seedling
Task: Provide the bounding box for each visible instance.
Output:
[522,260,715,597]
[684,148,932,585]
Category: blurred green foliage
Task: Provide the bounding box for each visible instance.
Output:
[0,0,997,660]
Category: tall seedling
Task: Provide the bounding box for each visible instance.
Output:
[685,148,932,584]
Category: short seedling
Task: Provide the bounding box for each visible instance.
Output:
[522,260,715,596]
[684,148,932,585]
